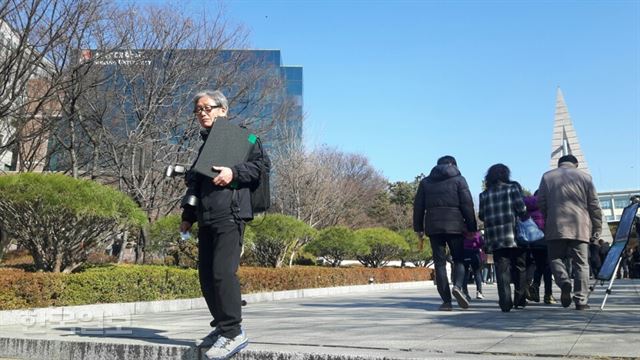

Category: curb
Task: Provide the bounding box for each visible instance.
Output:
[0,281,432,326]
[0,337,400,360]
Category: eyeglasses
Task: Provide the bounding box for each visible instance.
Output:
[193,105,222,114]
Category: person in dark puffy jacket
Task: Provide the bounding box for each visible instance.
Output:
[413,155,477,311]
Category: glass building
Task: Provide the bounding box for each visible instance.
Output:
[47,49,303,171]
[598,190,640,222]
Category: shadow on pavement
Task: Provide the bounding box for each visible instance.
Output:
[55,327,194,347]
[300,293,640,335]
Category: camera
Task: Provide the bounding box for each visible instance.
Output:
[165,164,187,177]
[165,164,199,209]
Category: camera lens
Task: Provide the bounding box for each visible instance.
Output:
[181,194,199,208]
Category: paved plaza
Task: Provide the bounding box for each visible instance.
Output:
[1,279,639,360]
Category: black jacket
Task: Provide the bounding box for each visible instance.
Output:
[413,164,477,235]
[181,125,270,225]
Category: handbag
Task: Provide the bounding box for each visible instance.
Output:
[516,218,545,244]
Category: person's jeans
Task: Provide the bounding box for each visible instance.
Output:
[430,234,465,303]
[484,263,495,283]
[548,239,589,305]
[493,247,527,310]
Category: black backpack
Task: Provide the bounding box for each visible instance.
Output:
[248,137,271,214]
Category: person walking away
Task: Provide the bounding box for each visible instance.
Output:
[462,232,485,300]
[588,238,602,279]
[598,239,610,267]
[484,251,495,284]
[413,155,478,311]
[619,248,631,279]
[523,193,556,304]
[537,155,602,311]
[632,247,640,279]
[478,164,529,312]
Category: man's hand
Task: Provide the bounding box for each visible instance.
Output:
[416,232,424,252]
[180,221,192,233]
[212,166,233,186]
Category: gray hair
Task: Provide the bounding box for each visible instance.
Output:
[193,90,228,110]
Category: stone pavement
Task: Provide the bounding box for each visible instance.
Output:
[1,279,639,360]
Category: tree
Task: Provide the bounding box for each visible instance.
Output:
[368,178,421,230]
[1,2,299,264]
[148,214,198,268]
[0,0,111,171]
[305,226,362,267]
[353,228,409,268]
[247,214,315,268]
[0,173,147,273]
[397,229,432,267]
[271,140,387,229]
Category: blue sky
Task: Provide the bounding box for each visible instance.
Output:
[154,0,639,198]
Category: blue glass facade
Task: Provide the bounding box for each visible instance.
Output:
[281,66,304,141]
[47,49,303,170]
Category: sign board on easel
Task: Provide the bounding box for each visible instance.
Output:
[588,202,639,310]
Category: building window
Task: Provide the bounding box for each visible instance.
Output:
[614,197,629,208]
[599,200,612,209]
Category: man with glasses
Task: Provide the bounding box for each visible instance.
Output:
[180,90,269,360]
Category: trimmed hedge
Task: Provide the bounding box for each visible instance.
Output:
[0,265,432,310]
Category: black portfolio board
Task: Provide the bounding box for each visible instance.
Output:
[596,203,639,281]
[192,120,255,179]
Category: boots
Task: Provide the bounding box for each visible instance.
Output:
[528,283,540,303]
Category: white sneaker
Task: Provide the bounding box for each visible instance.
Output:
[195,327,221,347]
[205,330,248,360]
[476,291,485,300]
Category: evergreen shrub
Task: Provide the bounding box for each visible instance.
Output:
[0,265,432,310]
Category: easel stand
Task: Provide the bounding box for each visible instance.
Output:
[586,202,639,311]
[589,256,623,310]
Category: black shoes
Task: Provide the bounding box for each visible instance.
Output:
[452,287,470,309]
[439,302,453,311]
[560,283,572,308]
[500,303,513,312]
[499,298,513,312]
[528,284,540,303]
[514,300,527,309]
[575,304,591,311]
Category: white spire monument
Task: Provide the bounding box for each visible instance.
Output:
[550,87,613,242]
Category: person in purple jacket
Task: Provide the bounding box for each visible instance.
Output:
[524,193,556,305]
[461,232,486,300]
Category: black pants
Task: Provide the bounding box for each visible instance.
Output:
[430,234,465,304]
[462,249,483,294]
[494,247,527,311]
[198,218,244,339]
[531,247,553,296]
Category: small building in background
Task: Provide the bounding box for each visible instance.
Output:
[598,190,640,222]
